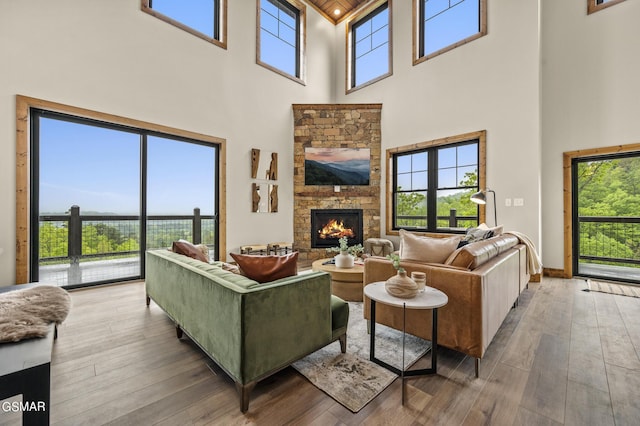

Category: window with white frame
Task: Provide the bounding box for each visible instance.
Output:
[257,0,306,83]
[142,0,226,48]
[414,0,486,64]
[347,1,392,92]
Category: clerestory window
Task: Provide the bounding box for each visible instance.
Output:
[347,1,392,93]
[257,0,306,84]
[588,0,627,14]
[414,0,487,65]
[388,131,486,234]
[142,0,227,49]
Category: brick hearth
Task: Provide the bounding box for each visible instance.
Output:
[292,104,382,263]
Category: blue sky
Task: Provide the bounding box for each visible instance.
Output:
[39,118,216,215]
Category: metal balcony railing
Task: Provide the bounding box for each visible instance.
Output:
[577,216,640,267]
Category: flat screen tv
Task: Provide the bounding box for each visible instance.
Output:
[304,148,370,186]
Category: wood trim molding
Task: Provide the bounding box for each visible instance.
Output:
[15,95,227,283]
[587,0,627,15]
[385,130,487,235]
[562,142,640,280]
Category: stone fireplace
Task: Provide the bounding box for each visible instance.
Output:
[311,209,363,249]
[293,104,382,262]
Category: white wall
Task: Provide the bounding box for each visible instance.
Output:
[334,1,542,251]
[540,0,640,270]
[0,0,334,284]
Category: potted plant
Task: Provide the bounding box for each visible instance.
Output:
[384,253,418,298]
[326,236,363,268]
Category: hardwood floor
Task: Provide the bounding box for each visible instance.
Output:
[2,277,639,425]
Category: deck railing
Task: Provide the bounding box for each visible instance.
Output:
[38,206,216,285]
[396,209,478,230]
[578,216,640,267]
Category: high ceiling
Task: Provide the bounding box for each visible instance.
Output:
[306,0,371,24]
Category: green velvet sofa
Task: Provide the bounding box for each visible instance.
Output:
[145,249,348,412]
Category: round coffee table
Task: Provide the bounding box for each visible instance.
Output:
[311,258,364,302]
[364,281,448,404]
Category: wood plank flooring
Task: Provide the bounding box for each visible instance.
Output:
[1,277,639,425]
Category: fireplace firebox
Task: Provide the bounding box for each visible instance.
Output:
[311,209,363,249]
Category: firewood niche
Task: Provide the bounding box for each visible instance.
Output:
[251,149,278,213]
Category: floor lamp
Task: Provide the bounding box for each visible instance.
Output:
[470,189,497,226]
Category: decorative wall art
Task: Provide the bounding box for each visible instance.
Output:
[304,148,370,186]
[251,148,278,213]
[251,148,278,180]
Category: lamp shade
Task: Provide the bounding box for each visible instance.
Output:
[470,191,487,205]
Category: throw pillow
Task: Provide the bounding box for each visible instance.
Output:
[197,244,210,263]
[457,227,494,248]
[399,229,462,264]
[477,223,504,236]
[229,252,298,283]
[172,240,208,263]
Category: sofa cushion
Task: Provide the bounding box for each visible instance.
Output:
[172,240,208,263]
[230,252,298,283]
[399,229,462,264]
[445,234,519,269]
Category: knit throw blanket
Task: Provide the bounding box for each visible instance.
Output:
[0,285,71,343]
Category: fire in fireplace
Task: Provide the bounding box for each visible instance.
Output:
[311,209,363,249]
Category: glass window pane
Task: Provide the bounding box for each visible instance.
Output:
[438,147,456,168]
[261,29,296,76]
[423,0,480,56]
[412,151,428,171]
[458,143,477,166]
[355,42,388,86]
[437,188,477,230]
[457,166,477,186]
[412,171,428,190]
[151,0,216,38]
[372,8,388,31]
[38,118,141,286]
[397,173,412,190]
[396,191,427,228]
[372,27,388,50]
[438,168,457,188]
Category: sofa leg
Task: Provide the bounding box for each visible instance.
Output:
[475,358,480,378]
[175,325,183,339]
[339,334,347,353]
[236,381,256,413]
[146,295,150,306]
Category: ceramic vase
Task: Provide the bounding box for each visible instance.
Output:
[411,271,426,292]
[334,251,355,268]
[385,270,418,299]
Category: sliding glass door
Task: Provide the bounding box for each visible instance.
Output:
[31,110,219,288]
[572,152,640,283]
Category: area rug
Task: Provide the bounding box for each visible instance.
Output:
[0,285,71,342]
[292,302,431,412]
[583,279,640,298]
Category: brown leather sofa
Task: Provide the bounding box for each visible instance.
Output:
[363,234,530,376]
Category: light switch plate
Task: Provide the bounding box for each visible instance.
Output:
[514,198,524,207]
[505,198,512,207]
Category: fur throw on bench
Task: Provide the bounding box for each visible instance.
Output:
[0,285,71,343]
